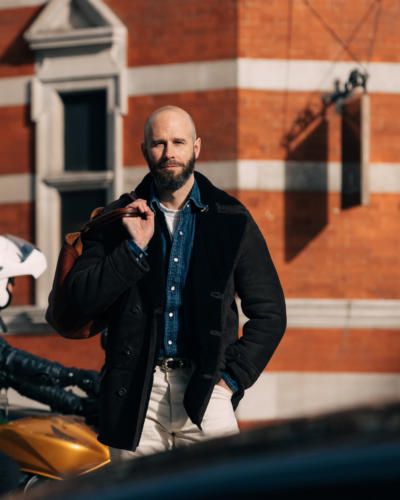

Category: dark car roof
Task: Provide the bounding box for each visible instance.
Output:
[11,401,400,500]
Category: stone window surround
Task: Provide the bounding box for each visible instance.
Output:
[23,0,127,307]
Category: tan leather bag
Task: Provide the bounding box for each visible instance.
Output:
[46,194,139,339]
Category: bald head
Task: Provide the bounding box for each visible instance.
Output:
[143,106,197,146]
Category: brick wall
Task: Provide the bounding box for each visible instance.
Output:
[0,105,34,175]
[236,191,400,299]
[4,333,105,371]
[370,94,400,162]
[238,0,400,62]
[0,1,399,305]
[105,0,237,66]
[266,327,400,373]
[1,0,399,425]
[0,6,40,77]
[238,90,400,163]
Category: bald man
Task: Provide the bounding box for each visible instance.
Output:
[65,106,286,458]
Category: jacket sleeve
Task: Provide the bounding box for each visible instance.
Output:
[64,227,150,318]
[224,214,286,391]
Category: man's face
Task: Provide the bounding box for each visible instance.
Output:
[142,110,201,191]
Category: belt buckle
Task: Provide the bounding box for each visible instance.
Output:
[160,357,174,372]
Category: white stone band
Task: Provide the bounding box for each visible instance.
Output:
[130,162,400,194]
[0,0,46,8]
[1,162,400,204]
[2,58,400,107]
[236,372,400,421]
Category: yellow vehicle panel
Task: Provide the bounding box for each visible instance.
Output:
[0,415,110,479]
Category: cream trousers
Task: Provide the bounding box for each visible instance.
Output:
[109,365,239,461]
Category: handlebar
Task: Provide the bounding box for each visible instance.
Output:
[0,336,100,423]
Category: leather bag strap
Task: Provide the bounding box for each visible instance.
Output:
[82,191,140,232]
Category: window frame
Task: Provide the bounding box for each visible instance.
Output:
[25,0,127,307]
[32,76,126,306]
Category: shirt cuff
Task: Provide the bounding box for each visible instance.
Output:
[127,239,148,262]
[221,371,239,393]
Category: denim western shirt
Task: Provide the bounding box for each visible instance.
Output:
[151,181,204,357]
[128,181,238,392]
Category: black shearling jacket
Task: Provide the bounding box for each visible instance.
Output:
[65,172,286,450]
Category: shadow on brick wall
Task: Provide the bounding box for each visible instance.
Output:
[283,112,328,262]
[341,96,362,209]
[0,9,42,69]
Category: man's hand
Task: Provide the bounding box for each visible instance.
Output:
[217,378,233,393]
[122,199,155,250]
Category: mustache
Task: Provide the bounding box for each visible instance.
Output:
[156,160,186,169]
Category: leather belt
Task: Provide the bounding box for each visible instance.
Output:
[155,357,191,372]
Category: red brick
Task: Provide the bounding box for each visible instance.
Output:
[236,90,400,164]
[105,0,237,67]
[370,94,400,162]
[0,7,41,78]
[238,0,400,63]
[0,105,33,175]
[265,328,400,373]
[4,333,105,371]
[235,191,400,299]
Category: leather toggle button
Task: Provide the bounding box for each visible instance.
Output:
[209,329,222,337]
[132,305,141,314]
[117,386,127,397]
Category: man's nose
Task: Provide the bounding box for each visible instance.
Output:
[164,142,175,159]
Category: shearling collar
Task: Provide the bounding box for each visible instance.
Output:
[134,172,244,213]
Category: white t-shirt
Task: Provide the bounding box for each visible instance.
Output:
[159,203,181,237]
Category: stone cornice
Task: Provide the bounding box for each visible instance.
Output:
[24,0,126,51]
[43,171,114,191]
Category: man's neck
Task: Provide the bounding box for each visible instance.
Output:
[157,175,195,210]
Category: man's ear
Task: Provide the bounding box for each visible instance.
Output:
[194,137,201,159]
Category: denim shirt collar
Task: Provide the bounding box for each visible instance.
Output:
[149,178,206,211]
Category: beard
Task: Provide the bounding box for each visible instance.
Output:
[147,153,196,191]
